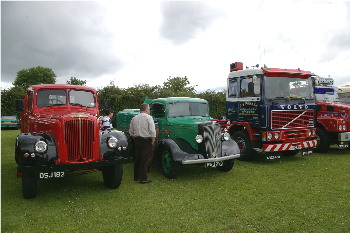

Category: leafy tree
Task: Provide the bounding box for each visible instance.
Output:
[67,77,86,86]
[1,86,27,117]
[197,90,226,119]
[156,76,196,97]
[13,66,56,87]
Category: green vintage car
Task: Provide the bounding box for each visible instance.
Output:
[116,97,240,179]
[1,115,20,129]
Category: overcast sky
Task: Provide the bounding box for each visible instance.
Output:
[1,0,350,92]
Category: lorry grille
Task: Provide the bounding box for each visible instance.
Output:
[271,110,314,129]
[203,124,222,158]
[64,119,95,161]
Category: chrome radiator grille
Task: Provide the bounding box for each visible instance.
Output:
[203,124,222,158]
[64,119,95,161]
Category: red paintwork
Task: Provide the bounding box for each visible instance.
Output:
[20,84,101,164]
[316,100,350,133]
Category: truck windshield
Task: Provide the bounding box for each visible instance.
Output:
[69,90,95,108]
[168,102,209,118]
[264,76,314,100]
[314,87,339,101]
[37,89,67,107]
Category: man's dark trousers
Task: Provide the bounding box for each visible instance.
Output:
[134,137,153,181]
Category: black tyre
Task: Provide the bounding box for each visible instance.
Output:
[102,164,123,189]
[161,147,178,179]
[22,172,37,199]
[231,131,256,161]
[315,127,330,153]
[282,150,299,156]
[216,159,234,172]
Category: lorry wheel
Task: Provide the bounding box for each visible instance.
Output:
[161,147,178,179]
[22,172,37,199]
[216,159,234,172]
[282,150,299,156]
[315,127,330,153]
[102,164,123,189]
[231,131,256,161]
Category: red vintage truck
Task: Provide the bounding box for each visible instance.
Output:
[313,77,350,152]
[219,62,317,160]
[15,84,132,198]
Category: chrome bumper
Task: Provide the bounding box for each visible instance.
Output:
[181,153,240,165]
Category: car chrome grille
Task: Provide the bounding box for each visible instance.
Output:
[203,124,222,158]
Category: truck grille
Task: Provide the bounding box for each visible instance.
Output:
[203,124,222,158]
[64,119,95,161]
[271,110,314,129]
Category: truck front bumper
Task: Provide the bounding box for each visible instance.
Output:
[263,139,317,152]
[181,153,240,165]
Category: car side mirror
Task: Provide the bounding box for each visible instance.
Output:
[16,99,24,112]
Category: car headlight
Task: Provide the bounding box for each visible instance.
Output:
[195,135,203,143]
[267,133,273,140]
[107,137,118,148]
[222,132,230,141]
[35,141,47,153]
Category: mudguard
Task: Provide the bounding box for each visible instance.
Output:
[159,138,205,162]
[15,132,57,166]
[222,138,240,156]
[100,129,130,160]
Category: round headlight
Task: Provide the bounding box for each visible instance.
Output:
[267,133,273,140]
[343,125,346,131]
[308,130,312,136]
[339,125,343,131]
[223,132,230,141]
[274,132,280,139]
[107,137,118,148]
[35,141,47,153]
[195,135,203,143]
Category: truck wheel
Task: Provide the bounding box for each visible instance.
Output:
[102,164,123,189]
[161,147,178,179]
[232,131,256,161]
[282,150,299,156]
[22,172,37,199]
[216,159,234,172]
[315,127,330,153]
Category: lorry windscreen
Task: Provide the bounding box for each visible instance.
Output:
[264,76,314,100]
[37,89,67,107]
[168,102,209,118]
[69,89,95,108]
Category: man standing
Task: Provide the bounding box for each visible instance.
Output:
[129,103,156,184]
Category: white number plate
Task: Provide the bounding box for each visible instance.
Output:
[205,161,223,168]
[302,150,313,156]
[39,172,65,179]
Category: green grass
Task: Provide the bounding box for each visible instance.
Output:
[2,129,350,232]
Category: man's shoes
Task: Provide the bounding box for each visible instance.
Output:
[134,177,139,181]
[140,180,152,184]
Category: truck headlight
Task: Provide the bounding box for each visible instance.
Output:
[339,125,343,131]
[343,125,346,131]
[195,135,203,143]
[274,132,280,139]
[222,132,230,141]
[267,133,273,140]
[308,130,312,136]
[107,137,118,148]
[35,141,47,153]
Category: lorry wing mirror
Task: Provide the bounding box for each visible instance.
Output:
[16,99,24,112]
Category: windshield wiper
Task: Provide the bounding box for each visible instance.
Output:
[70,103,83,107]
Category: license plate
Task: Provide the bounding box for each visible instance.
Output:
[39,171,65,179]
[339,144,349,149]
[302,150,313,156]
[205,161,223,168]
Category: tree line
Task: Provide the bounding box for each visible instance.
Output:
[1,66,226,119]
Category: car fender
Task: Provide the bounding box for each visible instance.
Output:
[100,129,129,160]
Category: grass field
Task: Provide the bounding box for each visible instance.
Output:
[1,129,350,232]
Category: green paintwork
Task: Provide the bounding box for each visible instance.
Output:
[116,97,210,151]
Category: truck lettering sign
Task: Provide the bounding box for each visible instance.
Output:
[280,104,308,110]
